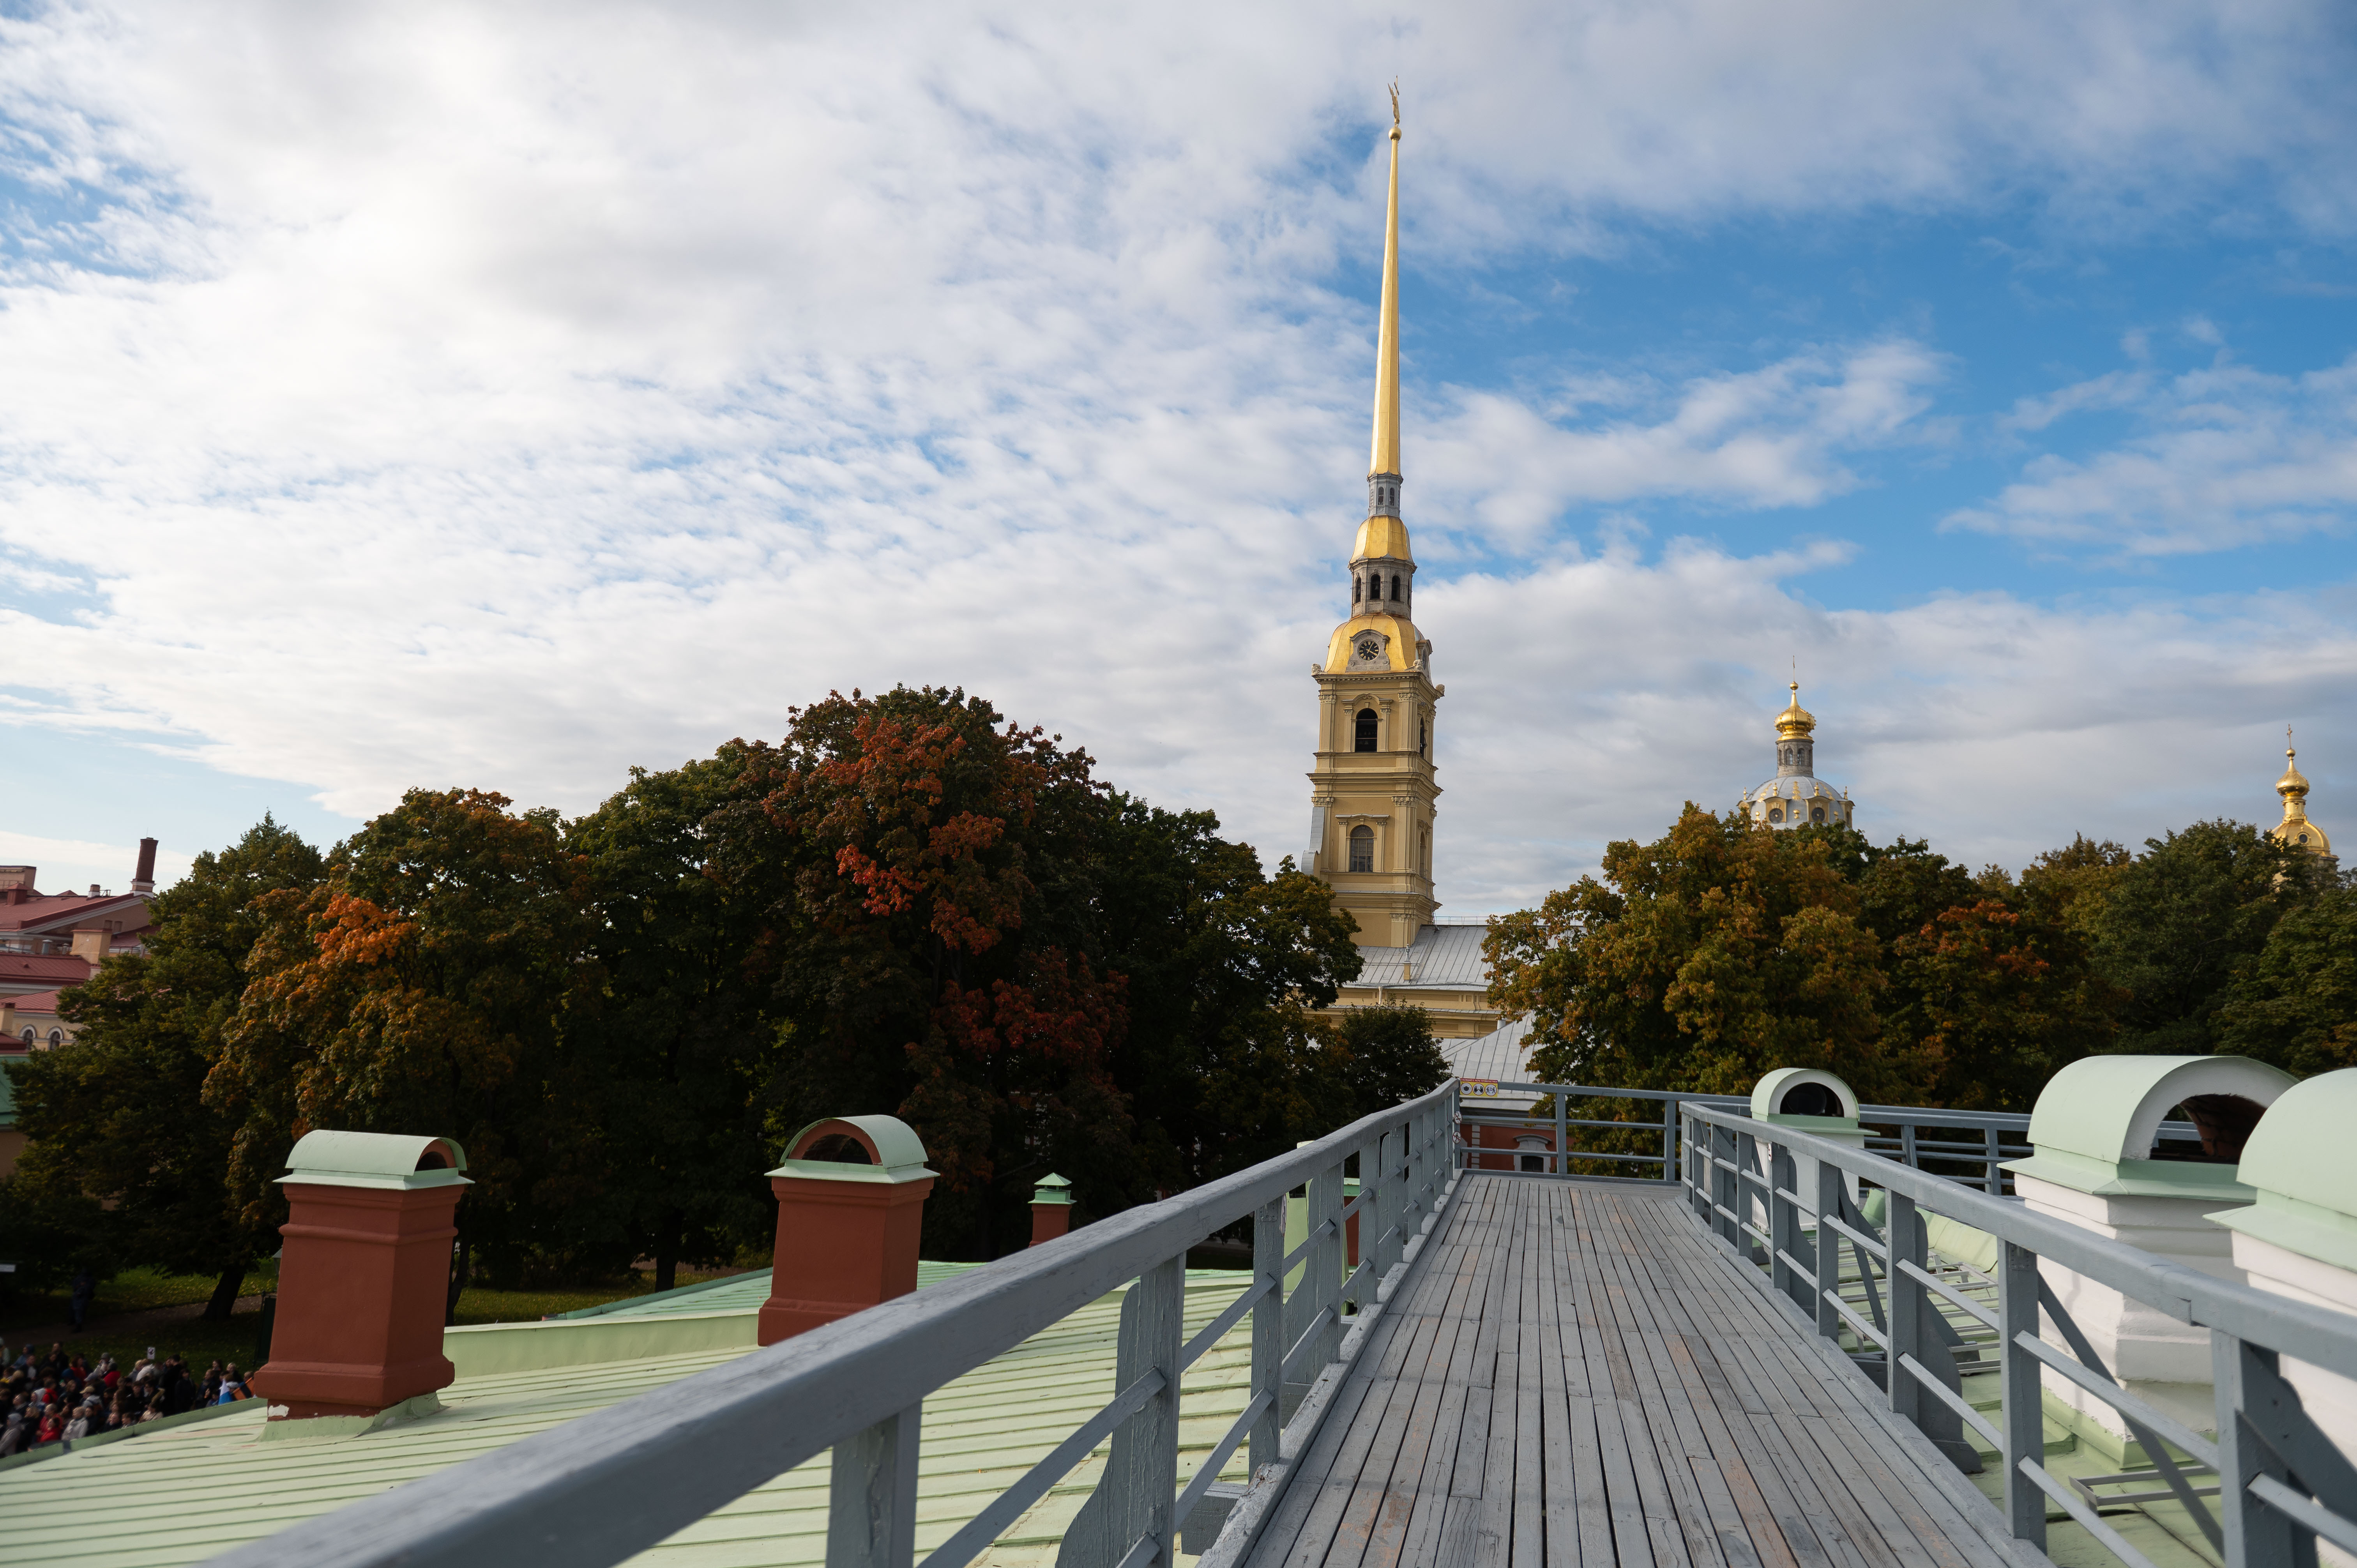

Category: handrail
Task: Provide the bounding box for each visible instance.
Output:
[207,1081,1463,1568]
[1677,1100,2357,1568]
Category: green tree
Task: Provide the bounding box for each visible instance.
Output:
[2218,885,2357,1076]
[1090,799,1364,1191]
[213,789,606,1301]
[1484,805,1908,1100]
[2082,820,2330,1056]
[710,688,1138,1259]
[566,749,779,1291]
[1881,899,2114,1111]
[9,817,323,1317]
[1326,1004,1450,1120]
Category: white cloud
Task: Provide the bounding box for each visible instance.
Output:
[1954,357,2357,556]
[0,2,2347,918]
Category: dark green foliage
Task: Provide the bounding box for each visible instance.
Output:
[2081,820,2331,1056]
[565,749,777,1290]
[2218,886,2357,1076]
[10,817,323,1315]
[1327,1005,1450,1120]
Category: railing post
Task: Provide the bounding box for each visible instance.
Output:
[1712,1121,1737,1246]
[1249,1196,1283,1474]
[1984,1125,2003,1194]
[827,1403,921,1568]
[1900,1120,1919,1172]
[1887,1191,1923,1427]
[2212,1330,2299,1568]
[1067,1257,1185,1568]
[1814,1157,1843,1342]
[1310,1160,1345,1368]
[1770,1145,1799,1304]
[1737,1128,1762,1259]
[1374,1127,1401,1278]
[1998,1239,2048,1550]
[1553,1089,1568,1177]
[1661,1095,1678,1185]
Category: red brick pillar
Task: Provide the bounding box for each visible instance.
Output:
[253,1132,469,1421]
[758,1116,936,1347]
[1028,1172,1073,1247]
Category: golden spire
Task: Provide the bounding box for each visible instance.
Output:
[1368,84,1403,486]
[1776,681,1817,739]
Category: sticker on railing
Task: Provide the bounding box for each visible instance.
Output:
[1459,1079,1500,1098]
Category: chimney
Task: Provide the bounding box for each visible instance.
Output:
[87,884,101,897]
[1028,1172,1074,1247]
[68,927,110,966]
[0,867,34,905]
[758,1116,935,1347]
[132,839,157,895]
[253,1131,470,1421]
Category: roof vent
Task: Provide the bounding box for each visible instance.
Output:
[253,1131,470,1421]
[758,1116,936,1346]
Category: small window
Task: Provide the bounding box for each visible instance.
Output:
[1352,576,1361,603]
[1811,807,1825,824]
[1354,709,1378,752]
[46,1028,62,1046]
[1768,805,1783,823]
[1418,720,1426,758]
[1389,574,1401,600]
[1348,826,1375,873]
[18,1028,30,1045]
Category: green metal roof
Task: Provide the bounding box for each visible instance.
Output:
[2212,1067,2357,1272]
[0,1268,1258,1567]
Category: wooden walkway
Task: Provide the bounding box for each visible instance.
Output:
[1242,1174,2028,1568]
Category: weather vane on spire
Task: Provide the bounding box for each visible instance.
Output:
[1389,79,1400,127]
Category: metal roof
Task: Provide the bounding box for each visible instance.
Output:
[1439,1015,1535,1084]
[0,1268,1258,1567]
[1349,921,1491,990]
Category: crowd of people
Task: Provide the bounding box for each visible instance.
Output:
[0,1341,258,1455]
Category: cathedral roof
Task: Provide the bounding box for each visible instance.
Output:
[1775,681,1816,739]
[1323,613,1422,673]
[1352,514,1413,563]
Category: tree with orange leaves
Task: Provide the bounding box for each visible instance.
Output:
[210,788,605,1305]
[712,687,1139,1258]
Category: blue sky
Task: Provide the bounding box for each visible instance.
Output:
[1,2,2354,912]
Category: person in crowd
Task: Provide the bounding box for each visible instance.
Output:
[67,1268,95,1331]
[35,1406,64,1446]
[216,1363,247,1404]
[61,1401,92,1441]
[0,1411,24,1457]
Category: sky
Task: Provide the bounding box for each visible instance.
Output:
[2,1,2355,915]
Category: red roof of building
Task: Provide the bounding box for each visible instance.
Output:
[0,890,149,935]
[4,989,64,1016]
[0,954,93,992]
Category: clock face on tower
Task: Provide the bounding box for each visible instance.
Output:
[1355,636,1382,663]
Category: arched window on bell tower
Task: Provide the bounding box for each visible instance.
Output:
[1348,825,1375,872]
[1389,574,1401,600]
[1354,709,1378,752]
[1352,575,1361,603]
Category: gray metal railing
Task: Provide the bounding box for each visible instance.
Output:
[1458,1080,2046,1193]
[1679,1100,2357,1568]
[208,1083,1462,1568]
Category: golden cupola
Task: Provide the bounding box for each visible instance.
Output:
[2269,730,2332,857]
[1740,681,1853,830]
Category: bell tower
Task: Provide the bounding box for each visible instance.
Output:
[1307,101,1441,949]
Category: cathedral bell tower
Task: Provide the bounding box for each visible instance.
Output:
[1307,102,1442,949]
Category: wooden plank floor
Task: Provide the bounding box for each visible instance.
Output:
[1241,1174,2020,1568]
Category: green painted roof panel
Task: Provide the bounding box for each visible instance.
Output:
[0,1269,1260,1567]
